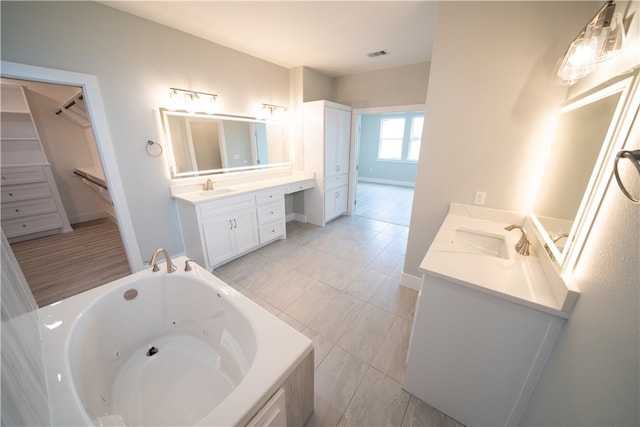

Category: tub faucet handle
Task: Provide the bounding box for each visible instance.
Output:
[184,259,195,271]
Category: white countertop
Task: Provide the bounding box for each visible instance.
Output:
[171,172,315,205]
[421,203,577,319]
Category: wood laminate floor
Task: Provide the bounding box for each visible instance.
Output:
[355,182,414,226]
[9,218,131,307]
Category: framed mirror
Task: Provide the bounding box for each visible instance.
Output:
[530,67,640,273]
[160,109,290,178]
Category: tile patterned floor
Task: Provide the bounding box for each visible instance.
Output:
[214,216,464,427]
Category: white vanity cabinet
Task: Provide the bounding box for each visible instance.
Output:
[402,205,576,427]
[175,187,290,270]
[404,274,564,427]
[1,84,71,241]
[176,194,259,270]
[303,100,351,226]
[200,195,259,267]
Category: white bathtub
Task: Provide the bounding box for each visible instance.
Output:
[39,256,313,426]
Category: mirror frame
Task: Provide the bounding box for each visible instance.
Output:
[530,67,640,273]
[159,108,291,178]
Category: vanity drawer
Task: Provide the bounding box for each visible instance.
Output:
[325,174,348,191]
[257,201,285,226]
[285,179,314,194]
[259,220,285,244]
[2,212,63,238]
[255,188,284,205]
[198,195,255,220]
[1,166,47,186]
[1,182,52,203]
[1,197,57,220]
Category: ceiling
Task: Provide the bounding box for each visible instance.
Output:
[101,1,439,77]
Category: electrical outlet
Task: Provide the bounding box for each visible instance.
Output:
[474,191,486,205]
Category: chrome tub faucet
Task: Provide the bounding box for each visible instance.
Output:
[149,248,177,273]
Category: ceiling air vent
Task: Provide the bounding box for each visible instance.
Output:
[367,49,390,58]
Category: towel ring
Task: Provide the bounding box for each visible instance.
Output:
[146,140,163,157]
[614,149,640,204]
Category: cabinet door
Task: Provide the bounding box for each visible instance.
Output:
[202,216,236,266]
[336,108,351,176]
[324,107,339,177]
[233,208,260,255]
[324,186,348,222]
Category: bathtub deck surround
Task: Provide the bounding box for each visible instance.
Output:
[403,203,579,426]
[39,256,314,426]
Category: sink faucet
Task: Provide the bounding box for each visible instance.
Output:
[552,232,569,244]
[203,179,214,191]
[149,248,177,273]
[504,225,531,256]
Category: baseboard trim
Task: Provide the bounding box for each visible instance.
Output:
[69,211,110,225]
[287,213,307,223]
[358,177,415,188]
[400,272,422,291]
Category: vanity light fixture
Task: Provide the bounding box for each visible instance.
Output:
[169,88,218,114]
[261,103,288,120]
[554,1,627,86]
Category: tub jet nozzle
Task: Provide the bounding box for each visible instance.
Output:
[146,346,159,357]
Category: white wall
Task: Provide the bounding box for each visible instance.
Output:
[520,1,640,424]
[0,1,290,260]
[404,1,597,278]
[301,66,334,102]
[334,62,430,108]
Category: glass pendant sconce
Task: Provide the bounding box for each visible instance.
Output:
[168,88,218,114]
[554,1,628,86]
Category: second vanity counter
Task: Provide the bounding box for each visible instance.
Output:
[421,203,575,318]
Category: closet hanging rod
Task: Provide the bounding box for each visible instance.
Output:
[55,99,77,115]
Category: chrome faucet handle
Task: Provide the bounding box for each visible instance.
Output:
[504,224,532,256]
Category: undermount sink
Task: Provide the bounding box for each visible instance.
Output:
[197,188,236,197]
[455,228,509,259]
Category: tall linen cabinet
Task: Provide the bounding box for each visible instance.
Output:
[302,100,351,226]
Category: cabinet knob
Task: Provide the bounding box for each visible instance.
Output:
[8,193,13,196]
[15,209,19,213]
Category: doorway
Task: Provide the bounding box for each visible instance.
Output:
[349,104,425,227]
[1,60,142,306]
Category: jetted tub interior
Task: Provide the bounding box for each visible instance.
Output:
[69,273,256,426]
[40,256,313,426]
